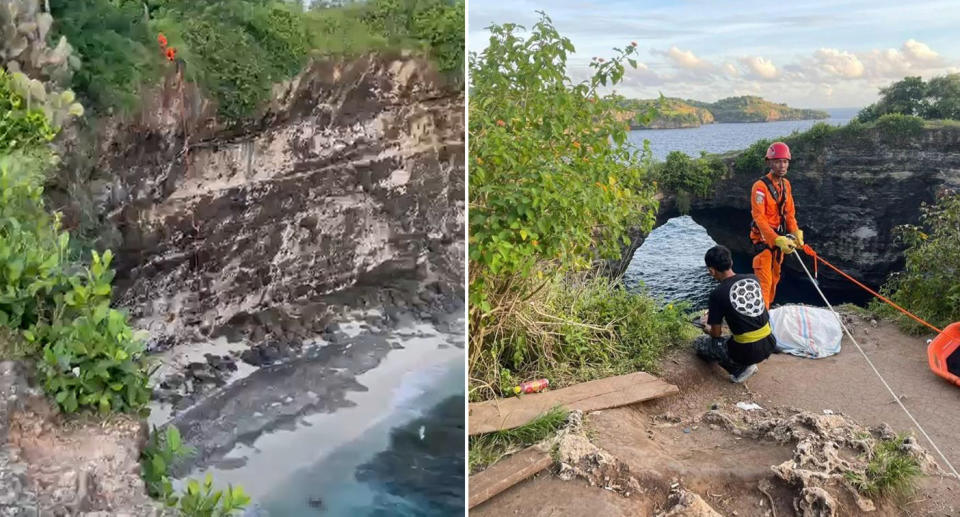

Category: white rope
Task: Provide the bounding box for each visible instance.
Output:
[791,252,960,481]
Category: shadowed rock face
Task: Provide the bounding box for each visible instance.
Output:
[92,55,464,345]
[612,126,960,289]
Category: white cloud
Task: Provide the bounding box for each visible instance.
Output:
[722,62,739,76]
[863,39,944,78]
[664,45,713,71]
[739,56,778,80]
[903,39,939,62]
[814,48,865,78]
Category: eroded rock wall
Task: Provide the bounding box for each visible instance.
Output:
[614,127,960,288]
[91,55,463,346]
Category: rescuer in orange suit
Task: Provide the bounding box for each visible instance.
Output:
[749,141,805,309]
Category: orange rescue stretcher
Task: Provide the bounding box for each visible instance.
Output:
[928,322,960,388]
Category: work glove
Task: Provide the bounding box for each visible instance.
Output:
[774,235,797,254]
[791,229,805,248]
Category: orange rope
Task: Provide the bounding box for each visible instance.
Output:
[802,246,942,334]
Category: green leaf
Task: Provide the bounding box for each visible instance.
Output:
[167,426,182,452]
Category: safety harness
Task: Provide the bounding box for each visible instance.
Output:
[751,175,788,256]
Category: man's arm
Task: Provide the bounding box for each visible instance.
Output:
[705,292,725,338]
[706,323,723,337]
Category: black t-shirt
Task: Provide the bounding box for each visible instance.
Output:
[707,273,776,365]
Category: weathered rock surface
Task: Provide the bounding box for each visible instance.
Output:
[92,54,464,346]
[0,361,164,516]
[704,407,942,515]
[554,410,642,497]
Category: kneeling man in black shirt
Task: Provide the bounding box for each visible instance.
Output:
[694,245,776,383]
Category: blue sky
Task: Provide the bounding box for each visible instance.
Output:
[468,0,960,108]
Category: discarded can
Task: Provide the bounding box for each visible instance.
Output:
[514,378,549,395]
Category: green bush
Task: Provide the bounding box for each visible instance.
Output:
[48,1,463,121]
[49,0,160,113]
[874,113,924,145]
[858,74,960,122]
[34,249,152,414]
[468,13,687,398]
[142,425,250,516]
[0,152,151,414]
[872,191,960,334]
[0,70,58,153]
[469,13,654,291]
[732,138,772,176]
[655,151,726,203]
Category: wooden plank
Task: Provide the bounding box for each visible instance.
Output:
[469,446,553,508]
[468,371,678,435]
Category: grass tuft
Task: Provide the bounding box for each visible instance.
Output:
[845,435,922,500]
[468,406,568,474]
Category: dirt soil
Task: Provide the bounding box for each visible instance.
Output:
[472,309,960,516]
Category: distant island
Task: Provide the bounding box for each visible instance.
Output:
[619,95,830,129]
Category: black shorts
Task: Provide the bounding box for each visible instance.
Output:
[728,335,776,366]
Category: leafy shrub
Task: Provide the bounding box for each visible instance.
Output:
[858,74,960,123]
[48,0,463,121]
[874,113,924,145]
[0,70,58,153]
[655,151,726,207]
[872,191,960,333]
[408,0,465,74]
[732,138,772,176]
[34,249,151,414]
[142,425,191,501]
[468,13,688,397]
[49,0,159,113]
[142,425,251,516]
[469,13,654,289]
[0,153,149,414]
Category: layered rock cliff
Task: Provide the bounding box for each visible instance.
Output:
[89,54,464,347]
[612,125,960,289]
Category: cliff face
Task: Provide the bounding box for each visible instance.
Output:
[611,126,960,288]
[91,55,464,346]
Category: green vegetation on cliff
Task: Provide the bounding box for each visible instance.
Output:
[619,97,713,128]
[688,96,829,123]
[857,74,960,123]
[469,13,695,400]
[872,191,960,334]
[50,0,464,121]
[623,95,828,128]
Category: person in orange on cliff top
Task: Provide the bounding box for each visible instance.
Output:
[749,141,806,309]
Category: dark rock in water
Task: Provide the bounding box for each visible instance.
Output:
[240,348,264,367]
[260,344,282,363]
[355,395,465,515]
[205,354,238,372]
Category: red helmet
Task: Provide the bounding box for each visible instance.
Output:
[765,141,791,160]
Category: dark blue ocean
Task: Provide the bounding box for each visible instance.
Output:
[623,108,873,309]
